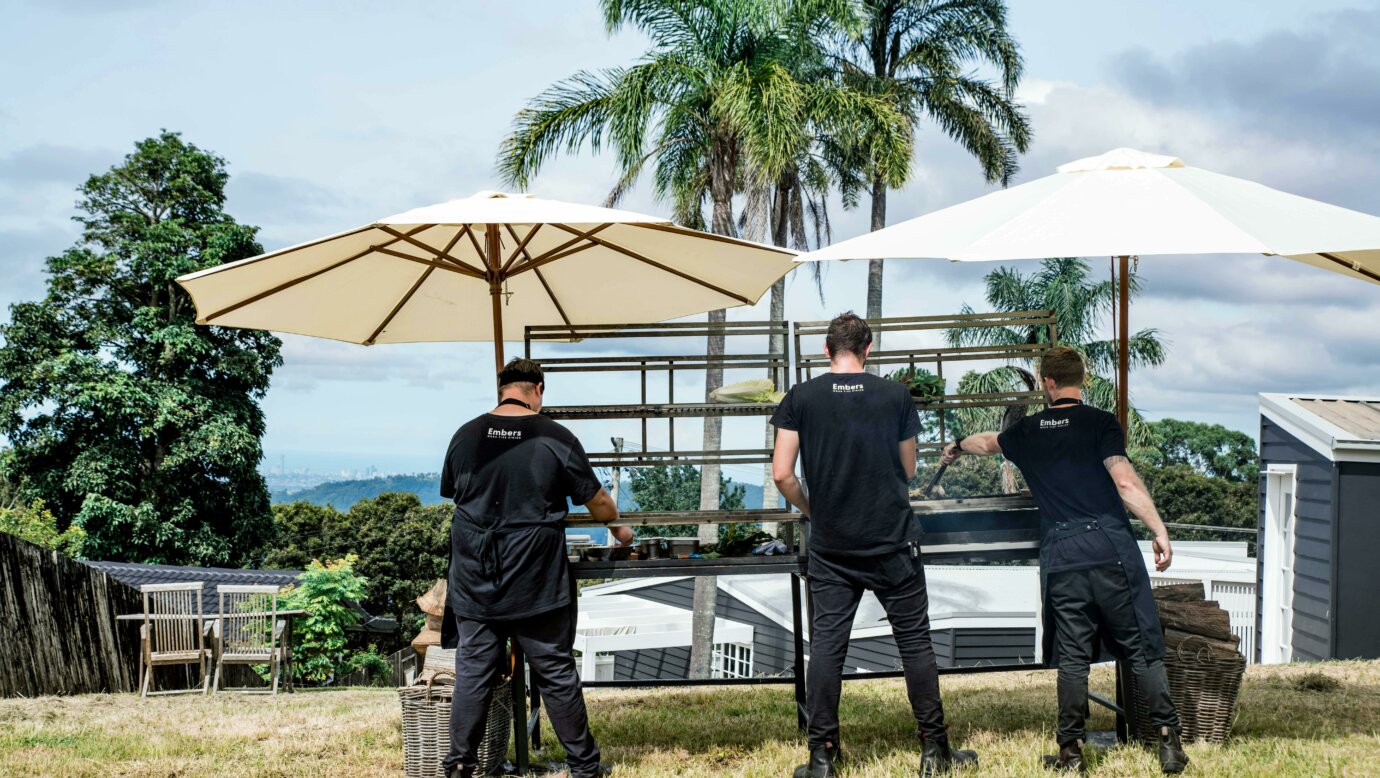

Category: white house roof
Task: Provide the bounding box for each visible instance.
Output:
[1260,393,1380,463]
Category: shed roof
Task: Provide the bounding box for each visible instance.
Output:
[1260,394,1380,462]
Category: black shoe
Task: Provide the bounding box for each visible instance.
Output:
[793,743,840,778]
[443,766,474,778]
[1158,726,1189,774]
[570,765,614,778]
[919,736,978,776]
[1041,740,1087,774]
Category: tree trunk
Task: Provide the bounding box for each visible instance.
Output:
[690,137,737,679]
[761,176,791,534]
[866,175,887,374]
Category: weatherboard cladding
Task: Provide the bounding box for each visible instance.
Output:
[1257,418,1335,662]
[615,578,1034,679]
[1336,462,1380,659]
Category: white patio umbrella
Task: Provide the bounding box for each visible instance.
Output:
[798,148,1380,430]
[178,191,797,371]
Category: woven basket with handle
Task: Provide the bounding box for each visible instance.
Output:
[399,669,512,777]
[1129,634,1246,743]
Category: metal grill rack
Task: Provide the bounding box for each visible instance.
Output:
[793,309,1059,456]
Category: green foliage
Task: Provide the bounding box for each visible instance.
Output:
[948,258,1167,448]
[339,645,393,687]
[273,473,449,507]
[0,499,87,556]
[0,132,282,566]
[278,556,367,686]
[1142,418,1259,483]
[913,455,1017,499]
[260,494,449,638]
[1136,462,1256,551]
[628,465,746,537]
[885,366,944,399]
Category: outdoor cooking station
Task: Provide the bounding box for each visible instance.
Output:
[498,311,1133,771]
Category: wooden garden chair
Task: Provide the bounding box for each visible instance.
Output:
[213,584,287,694]
[138,582,211,696]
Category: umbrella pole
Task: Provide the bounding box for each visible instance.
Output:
[487,225,505,373]
[1117,255,1130,436]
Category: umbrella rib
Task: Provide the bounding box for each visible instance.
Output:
[364,265,435,345]
[511,224,613,270]
[461,224,489,274]
[501,224,543,275]
[548,224,753,305]
[370,246,485,279]
[1317,252,1380,283]
[376,225,487,277]
[532,267,575,332]
[200,225,431,323]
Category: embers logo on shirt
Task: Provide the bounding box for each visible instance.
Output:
[1039,418,1070,429]
[833,383,865,393]
[487,428,522,440]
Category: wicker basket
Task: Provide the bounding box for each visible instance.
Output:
[399,670,512,778]
[1129,634,1246,743]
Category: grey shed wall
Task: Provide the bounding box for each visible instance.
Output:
[1257,418,1335,662]
[1335,462,1380,659]
[611,578,1035,680]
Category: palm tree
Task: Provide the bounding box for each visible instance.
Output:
[832,0,1032,362]
[946,259,1168,461]
[499,0,907,678]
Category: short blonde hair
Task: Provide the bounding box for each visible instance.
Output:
[1039,346,1085,389]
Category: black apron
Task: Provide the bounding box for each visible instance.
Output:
[1038,509,1165,666]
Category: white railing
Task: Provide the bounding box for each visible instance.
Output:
[1151,576,1257,664]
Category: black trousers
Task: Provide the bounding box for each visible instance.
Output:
[807,550,947,749]
[444,603,601,777]
[1048,565,1180,746]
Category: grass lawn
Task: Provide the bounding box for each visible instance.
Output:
[2,661,1377,777]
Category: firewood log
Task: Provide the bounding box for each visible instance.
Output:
[1152,582,1205,602]
[1156,600,1237,643]
[1163,628,1241,659]
[416,579,447,617]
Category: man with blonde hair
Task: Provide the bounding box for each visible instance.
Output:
[942,346,1187,774]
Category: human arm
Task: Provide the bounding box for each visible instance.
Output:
[772,428,811,517]
[1106,455,1172,571]
[900,437,918,481]
[583,488,634,546]
[940,431,1003,464]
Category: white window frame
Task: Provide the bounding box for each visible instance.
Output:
[1261,464,1298,664]
[711,642,754,679]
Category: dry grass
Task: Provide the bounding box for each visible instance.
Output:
[2,661,1378,776]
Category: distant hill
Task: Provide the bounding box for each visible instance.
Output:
[275,474,766,511]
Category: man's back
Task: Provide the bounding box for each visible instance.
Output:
[997,402,1128,524]
[771,371,920,556]
[441,412,600,620]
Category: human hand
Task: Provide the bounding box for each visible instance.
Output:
[1153,533,1172,571]
[940,442,962,466]
[611,525,635,547]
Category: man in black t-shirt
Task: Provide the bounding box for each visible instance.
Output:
[772,312,978,778]
[440,359,633,778]
[942,347,1188,774]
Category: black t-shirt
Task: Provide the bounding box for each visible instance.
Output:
[997,400,1125,573]
[440,412,601,620]
[770,371,922,557]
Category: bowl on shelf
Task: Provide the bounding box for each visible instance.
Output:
[639,537,667,560]
[666,538,699,559]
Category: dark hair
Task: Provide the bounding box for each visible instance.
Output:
[825,311,873,359]
[1039,346,1085,389]
[498,358,544,391]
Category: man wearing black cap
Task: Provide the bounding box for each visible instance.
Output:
[441,358,634,778]
[772,312,978,777]
[942,346,1188,774]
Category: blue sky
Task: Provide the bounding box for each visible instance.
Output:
[4,0,1380,478]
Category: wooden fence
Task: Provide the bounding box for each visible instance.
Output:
[0,533,143,697]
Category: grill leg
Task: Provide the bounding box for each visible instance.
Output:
[512,643,529,773]
[791,572,808,733]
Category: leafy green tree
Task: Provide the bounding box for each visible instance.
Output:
[628,465,746,537]
[261,495,449,636]
[0,132,282,565]
[1144,418,1258,483]
[278,556,369,686]
[0,499,88,556]
[832,0,1031,341]
[946,258,1167,448]
[1136,462,1256,552]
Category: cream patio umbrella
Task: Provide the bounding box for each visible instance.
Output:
[177,191,797,371]
[798,148,1380,430]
